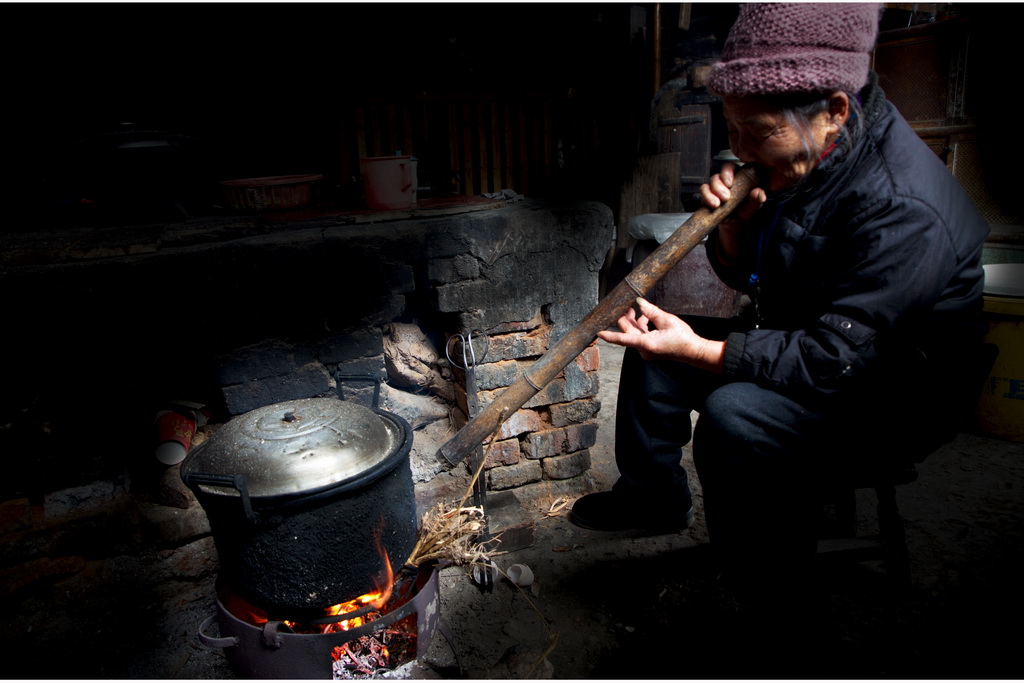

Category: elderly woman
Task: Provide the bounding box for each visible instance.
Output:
[571,2,988,663]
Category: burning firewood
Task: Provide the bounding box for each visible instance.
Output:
[330,624,418,680]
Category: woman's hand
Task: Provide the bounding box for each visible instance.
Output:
[700,162,767,264]
[597,298,725,374]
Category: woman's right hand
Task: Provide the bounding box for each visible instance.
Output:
[700,162,767,264]
[700,162,766,217]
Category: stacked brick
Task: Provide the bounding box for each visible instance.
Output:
[447,314,602,492]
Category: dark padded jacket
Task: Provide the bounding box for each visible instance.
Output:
[707,78,988,420]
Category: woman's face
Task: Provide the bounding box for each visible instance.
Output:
[723,95,842,191]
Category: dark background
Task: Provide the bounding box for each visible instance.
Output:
[1,2,744,224]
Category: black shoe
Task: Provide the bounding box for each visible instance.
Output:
[569,490,694,533]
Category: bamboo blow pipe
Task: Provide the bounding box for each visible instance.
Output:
[438,164,762,466]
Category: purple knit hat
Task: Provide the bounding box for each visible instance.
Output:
[709,3,880,97]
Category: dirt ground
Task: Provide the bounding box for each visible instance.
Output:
[18,341,1022,680]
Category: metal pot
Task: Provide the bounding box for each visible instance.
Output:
[180,394,416,615]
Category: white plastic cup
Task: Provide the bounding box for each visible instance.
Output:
[506,563,534,587]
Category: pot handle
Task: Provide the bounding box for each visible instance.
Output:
[182,472,260,524]
[335,373,382,409]
[198,614,239,650]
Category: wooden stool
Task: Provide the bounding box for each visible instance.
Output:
[815,343,998,592]
[816,464,919,592]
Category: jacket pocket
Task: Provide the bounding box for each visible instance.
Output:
[820,312,875,347]
[798,313,877,385]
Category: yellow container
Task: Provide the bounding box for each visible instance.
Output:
[975,264,1024,442]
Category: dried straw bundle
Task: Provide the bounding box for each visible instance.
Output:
[403,503,497,569]
[403,413,505,572]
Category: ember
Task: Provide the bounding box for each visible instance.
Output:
[330,624,417,680]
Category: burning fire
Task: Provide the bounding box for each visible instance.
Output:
[294,556,395,677]
[283,551,394,633]
[281,540,415,678]
[219,524,417,678]
[294,551,394,634]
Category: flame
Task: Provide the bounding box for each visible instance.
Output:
[259,534,416,674]
[285,543,395,634]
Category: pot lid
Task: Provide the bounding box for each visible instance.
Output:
[181,397,402,497]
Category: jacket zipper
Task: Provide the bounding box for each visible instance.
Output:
[749,202,785,329]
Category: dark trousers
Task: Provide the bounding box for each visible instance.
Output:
[611,317,883,612]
